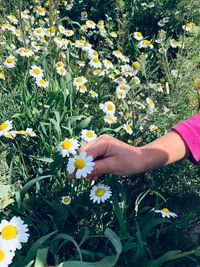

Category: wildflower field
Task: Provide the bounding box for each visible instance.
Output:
[0,0,200,266]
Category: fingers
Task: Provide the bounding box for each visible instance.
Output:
[79,135,110,160]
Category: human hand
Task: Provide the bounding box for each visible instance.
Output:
[70,134,144,180]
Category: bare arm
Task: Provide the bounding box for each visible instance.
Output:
[75,131,189,180]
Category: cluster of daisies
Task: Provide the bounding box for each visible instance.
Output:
[0,216,29,267]
[0,120,36,139]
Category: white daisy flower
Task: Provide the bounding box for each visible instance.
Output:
[170,39,179,48]
[59,138,79,157]
[182,22,196,32]
[26,128,36,137]
[82,42,92,51]
[4,56,16,68]
[89,58,102,68]
[149,124,159,134]
[0,242,15,267]
[74,39,86,48]
[0,72,5,80]
[93,69,105,76]
[34,27,46,37]
[133,32,143,41]
[165,82,170,94]
[78,84,87,93]
[104,115,117,124]
[114,77,127,84]
[3,130,18,139]
[103,59,114,69]
[46,26,56,37]
[58,25,66,34]
[155,208,177,218]
[151,82,163,92]
[61,196,71,205]
[73,76,87,87]
[88,49,99,59]
[86,20,96,29]
[37,6,46,16]
[0,216,29,251]
[146,97,155,110]
[81,129,97,142]
[0,120,12,137]
[97,20,104,29]
[81,24,88,32]
[124,123,133,134]
[56,61,64,68]
[57,67,67,76]
[90,184,112,204]
[7,15,18,24]
[65,3,73,10]
[65,30,74,37]
[77,61,85,67]
[99,101,115,115]
[110,31,117,38]
[116,83,130,93]
[29,65,43,79]
[116,89,127,99]
[138,40,153,49]
[67,152,95,179]
[21,48,34,57]
[112,50,123,59]
[89,90,98,98]
[36,79,49,88]
[133,76,141,84]
[158,19,166,27]
[21,10,30,19]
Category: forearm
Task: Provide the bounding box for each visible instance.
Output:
[138,131,190,172]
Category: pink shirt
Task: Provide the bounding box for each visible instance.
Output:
[172,113,200,164]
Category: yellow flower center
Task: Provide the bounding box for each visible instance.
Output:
[33,69,41,75]
[0,250,5,262]
[115,50,121,55]
[108,116,114,122]
[82,25,88,30]
[24,49,30,53]
[80,85,86,91]
[137,32,142,37]
[37,28,42,33]
[38,7,45,12]
[57,62,63,67]
[149,100,154,106]
[62,196,71,204]
[6,57,13,63]
[1,225,17,240]
[106,60,111,65]
[120,85,126,91]
[74,158,86,169]
[18,130,26,134]
[62,139,72,149]
[93,58,99,63]
[59,68,65,73]
[144,40,151,45]
[88,20,95,25]
[132,61,140,69]
[86,131,94,138]
[107,104,114,111]
[39,79,46,85]
[126,124,131,130]
[76,77,83,83]
[0,123,8,130]
[162,208,170,213]
[79,40,85,44]
[95,188,106,197]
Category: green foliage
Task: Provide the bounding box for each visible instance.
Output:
[0,0,200,266]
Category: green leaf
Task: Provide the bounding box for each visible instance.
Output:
[23,231,57,264]
[34,247,49,267]
[51,233,82,261]
[135,189,151,216]
[19,175,52,200]
[76,116,92,131]
[33,157,54,163]
[57,228,122,267]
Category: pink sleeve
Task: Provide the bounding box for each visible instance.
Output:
[172,113,200,164]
